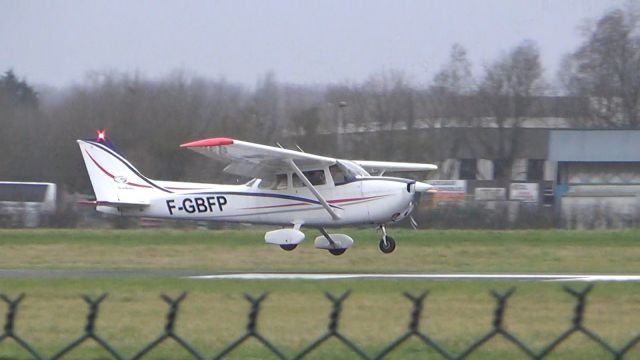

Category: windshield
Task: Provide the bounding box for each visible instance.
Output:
[337,160,370,177]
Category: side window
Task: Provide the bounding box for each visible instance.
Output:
[329,164,347,185]
[293,169,326,187]
[292,173,304,188]
[307,170,326,185]
[274,174,288,189]
[259,174,288,190]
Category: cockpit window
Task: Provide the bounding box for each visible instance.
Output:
[338,160,369,176]
[274,174,288,189]
[329,162,369,186]
[293,169,326,187]
[329,165,347,185]
[258,174,288,190]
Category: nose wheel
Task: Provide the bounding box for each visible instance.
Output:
[378,225,396,254]
[379,235,396,253]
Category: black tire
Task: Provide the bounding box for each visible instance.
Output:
[280,244,297,251]
[329,248,347,256]
[379,235,396,254]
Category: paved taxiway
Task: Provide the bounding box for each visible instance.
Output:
[1,269,640,282]
[188,273,640,282]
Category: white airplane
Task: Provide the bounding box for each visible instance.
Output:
[77,131,437,255]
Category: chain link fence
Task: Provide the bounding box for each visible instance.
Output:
[1,285,639,359]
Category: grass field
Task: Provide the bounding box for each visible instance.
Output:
[0,229,639,359]
[0,228,639,273]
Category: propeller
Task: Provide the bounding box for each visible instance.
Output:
[409,181,436,230]
[414,181,433,192]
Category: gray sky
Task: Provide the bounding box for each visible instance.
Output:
[1,0,627,88]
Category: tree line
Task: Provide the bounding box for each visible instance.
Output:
[1,5,640,194]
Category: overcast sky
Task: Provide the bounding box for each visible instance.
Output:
[1,0,628,88]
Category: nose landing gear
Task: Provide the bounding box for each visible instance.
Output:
[378,225,396,254]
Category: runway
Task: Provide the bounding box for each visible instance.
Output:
[1,269,639,282]
[187,273,640,282]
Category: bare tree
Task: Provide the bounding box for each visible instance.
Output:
[560,5,640,128]
[364,70,415,131]
[476,40,545,183]
[361,70,417,160]
[249,71,282,143]
[421,44,478,176]
[432,43,475,96]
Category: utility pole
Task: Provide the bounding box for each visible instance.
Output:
[336,101,348,154]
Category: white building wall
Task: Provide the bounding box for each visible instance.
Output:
[511,159,528,181]
[561,195,639,229]
[544,160,555,181]
[477,159,493,180]
[438,159,459,179]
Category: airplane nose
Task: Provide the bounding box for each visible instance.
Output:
[414,181,434,193]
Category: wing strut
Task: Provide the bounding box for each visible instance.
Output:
[287,159,341,220]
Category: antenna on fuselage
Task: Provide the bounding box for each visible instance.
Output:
[295,144,305,153]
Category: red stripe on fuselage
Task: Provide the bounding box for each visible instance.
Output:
[241,202,311,210]
[165,187,211,191]
[239,194,390,210]
[328,195,389,204]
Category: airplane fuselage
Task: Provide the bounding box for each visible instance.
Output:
[100,177,417,227]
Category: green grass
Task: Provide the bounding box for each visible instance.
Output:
[0,228,639,273]
[0,229,639,359]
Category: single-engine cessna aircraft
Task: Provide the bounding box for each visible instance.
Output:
[78,131,437,255]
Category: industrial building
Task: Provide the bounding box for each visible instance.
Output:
[549,130,640,228]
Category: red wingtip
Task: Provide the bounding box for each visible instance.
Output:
[180,137,234,148]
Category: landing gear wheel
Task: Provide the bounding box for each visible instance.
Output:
[379,235,396,254]
[280,244,297,251]
[329,248,346,256]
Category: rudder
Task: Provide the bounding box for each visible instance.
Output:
[77,139,167,205]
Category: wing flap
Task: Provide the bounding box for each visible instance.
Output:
[353,160,438,173]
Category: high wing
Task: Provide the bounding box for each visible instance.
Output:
[181,137,341,219]
[352,160,438,174]
[180,137,336,178]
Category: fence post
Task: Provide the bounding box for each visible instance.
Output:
[0,293,42,359]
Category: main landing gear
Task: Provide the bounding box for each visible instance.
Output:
[280,244,297,251]
[378,225,396,254]
[329,248,347,256]
[319,227,349,256]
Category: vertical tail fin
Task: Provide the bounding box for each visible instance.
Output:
[77,139,169,205]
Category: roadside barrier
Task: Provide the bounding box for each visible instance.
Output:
[1,285,639,359]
